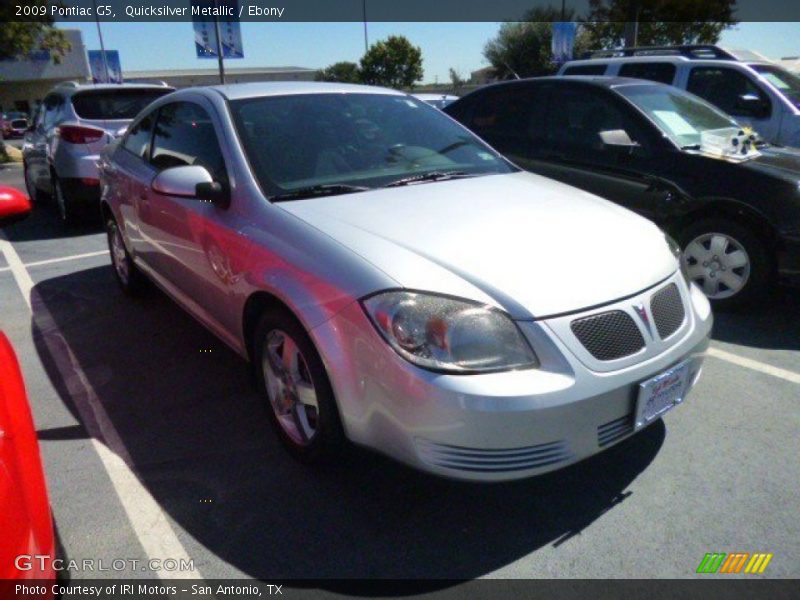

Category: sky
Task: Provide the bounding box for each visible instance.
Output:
[60,21,800,83]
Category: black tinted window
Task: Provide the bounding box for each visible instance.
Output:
[546,85,646,156]
[619,62,676,84]
[71,89,171,120]
[687,67,769,117]
[466,84,551,156]
[151,102,227,181]
[563,64,608,76]
[122,114,154,160]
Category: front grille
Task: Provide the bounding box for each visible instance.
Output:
[650,283,685,340]
[598,414,635,447]
[571,310,645,361]
[416,439,572,473]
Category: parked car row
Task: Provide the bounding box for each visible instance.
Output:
[12,45,799,481]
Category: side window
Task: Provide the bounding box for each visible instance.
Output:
[618,62,676,85]
[122,113,155,160]
[468,85,551,157]
[687,67,770,118]
[150,102,227,182]
[546,85,649,160]
[562,64,608,76]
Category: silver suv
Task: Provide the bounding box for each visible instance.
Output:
[558,45,800,148]
[23,82,173,224]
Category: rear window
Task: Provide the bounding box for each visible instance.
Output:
[71,89,172,120]
[563,64,608,76]
[10,119,27,128]
[619,62,677,85]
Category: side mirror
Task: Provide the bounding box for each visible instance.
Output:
[735,94,769,118]
[0,187,32,227]
[599,129,641,154]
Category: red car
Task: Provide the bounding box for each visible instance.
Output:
[0,187,55,591]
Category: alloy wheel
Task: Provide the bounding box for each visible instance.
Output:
[262,329,319,446]
[108,221,130,285]
[683,232,751,299]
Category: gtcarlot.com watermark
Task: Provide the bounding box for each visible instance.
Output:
[15,554,195,573]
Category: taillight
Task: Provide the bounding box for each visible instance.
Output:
[56,124,104,144]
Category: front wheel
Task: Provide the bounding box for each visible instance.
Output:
[253,308,345,463]
[678,218,773,310]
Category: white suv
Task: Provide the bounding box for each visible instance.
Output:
[558,45,800,148]
[23,82,173,225]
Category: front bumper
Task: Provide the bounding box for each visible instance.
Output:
[312,274,713,482]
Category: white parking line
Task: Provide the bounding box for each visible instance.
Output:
[0,231,201,580]
[708,346,800,385]
[0,249,108,273]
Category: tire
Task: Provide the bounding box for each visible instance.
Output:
[52,174,79,226]
[678,218,773,310]
[106,216,146,296]
[253,307,345,463]
[23,161,48,204]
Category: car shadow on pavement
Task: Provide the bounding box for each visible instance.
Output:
[31,265,665,585]
[712,285,800,351]
[3,199,102,242]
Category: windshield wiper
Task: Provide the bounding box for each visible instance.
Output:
[270,184,371,202]
[383,170,475,188]
[680,144,702,150]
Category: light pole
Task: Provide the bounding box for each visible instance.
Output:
[91,0,110,83]
[363,0,369,53]
[213,0,226,84]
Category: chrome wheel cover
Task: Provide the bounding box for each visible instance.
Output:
[108,222,130,285]
[683,232,751,299]
[262,329,319,446]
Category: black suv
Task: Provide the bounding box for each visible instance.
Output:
[444,76,800,309]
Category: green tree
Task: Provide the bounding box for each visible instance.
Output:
[449,67,466,93]
[583,0,736,48]
[483,9,594,79]
[0,2,70,64]
[315,61,361,83]
[359,36,423,89]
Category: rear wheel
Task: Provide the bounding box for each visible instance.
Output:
[678,218,772,310]
[253,308,345,463]
[53,174,79,225]
[106,216,145,295]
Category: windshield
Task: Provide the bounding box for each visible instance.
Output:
[616,84,741,147]
[751,64,800,108]
[229,93,513,198]
[71,89,172,120]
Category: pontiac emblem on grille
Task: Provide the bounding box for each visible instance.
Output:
[633,303,654,338]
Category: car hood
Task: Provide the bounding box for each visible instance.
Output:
[740,145,800,180]
[278,171,677,318]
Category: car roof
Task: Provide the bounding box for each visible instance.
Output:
[52,82,173,96]
[486,75,664,89]
[208,81,406,101]
[562,56,773,68]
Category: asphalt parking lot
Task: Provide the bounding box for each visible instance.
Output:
[0,160,798,582]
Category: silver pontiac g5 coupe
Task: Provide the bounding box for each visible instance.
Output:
[100,82,713,482]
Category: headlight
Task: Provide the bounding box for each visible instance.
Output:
[665,233,691,285]
[362,291,538,373]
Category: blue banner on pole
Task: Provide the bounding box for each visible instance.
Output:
[192,0,244,59]
[88,50,123,83]
[551,22,577,64]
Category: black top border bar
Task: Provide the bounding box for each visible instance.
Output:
[4,0,800,23]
